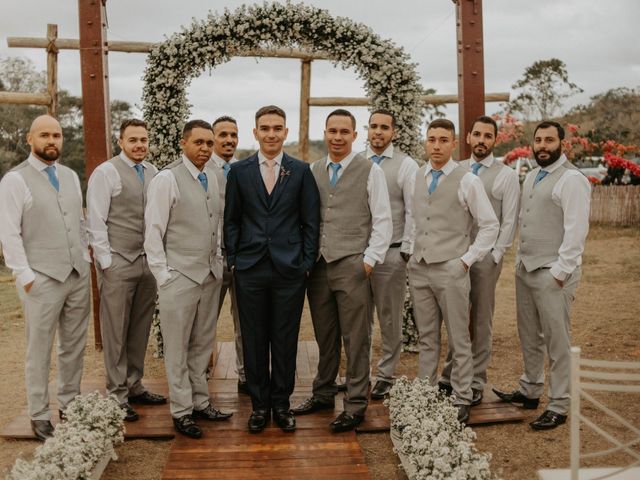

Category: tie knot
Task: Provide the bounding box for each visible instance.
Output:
[471,162,482,175]
[534,169,549,186]
[197,172,207,181]
[371,155,384,165]
[431,169,443,179]
[45,165,56,174]
[329,162,342,173]
[134,163,143,172]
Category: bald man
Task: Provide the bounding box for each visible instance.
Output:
[0,115,91,441]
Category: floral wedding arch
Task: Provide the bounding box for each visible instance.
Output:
[142,1,427,166]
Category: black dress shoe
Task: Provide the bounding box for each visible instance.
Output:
[529,410,567,430]
[273,409,296,432]
[173,415,202,438]
[237,380,250,395]
[248,409,270,433]
[291,397,334,415]
[457,405,471,424]
[120,402,140,422]
[438,381,453,397]
[129,391,167,405]
[59,409,67,421]
[30,420,54,441]
[330,411,364,433]
[193,404,233,421]
[337,382,347,392]
[371,380,392,400]
[471,388,483,406]
[492,388,539,409]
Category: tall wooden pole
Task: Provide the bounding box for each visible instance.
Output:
[79,0,111,350]
[298,59,311,162]
[456,0,485,159]
[46,24,58,117]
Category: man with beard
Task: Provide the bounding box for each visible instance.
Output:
[361,109,418,399]
[145,120,232,439]
[493,121,591,430]
[437,116,519,406]
[0,115,91,440]
[87,119,166,422]
[209,116,247,395]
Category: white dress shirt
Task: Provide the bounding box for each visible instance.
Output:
[461,154,520,263]
[0,154,91,286]
[365,144,419,253]
[86,152,158,269]
[210,153,238,170]
[324,151,392,267]
[408,158,499,267]
[519,155,591,281]
[258,150,282,186]
[144,155,221,287]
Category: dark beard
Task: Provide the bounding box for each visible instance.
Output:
[472,144,492,160]
[534,146,562,168]
[34,146,60,162]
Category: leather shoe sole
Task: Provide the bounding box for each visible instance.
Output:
[291,397,334,415]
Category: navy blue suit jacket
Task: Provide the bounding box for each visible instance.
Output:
[223,152,320,278]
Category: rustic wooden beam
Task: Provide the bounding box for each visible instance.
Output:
[0,91,51,105]
[298,60,312,162]
[46,24,58,117]
[308,92,508,107]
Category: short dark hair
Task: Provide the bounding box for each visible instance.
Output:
[471,115,498,137]
[427,118,456,136]
[368,108,396,128]
[326,109,356,130]
[534,120,565,141]
[212,115,237,131]
[255,105,286,124]
[119,119,147,138]
[182,119,212,139]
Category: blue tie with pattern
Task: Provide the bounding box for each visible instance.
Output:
[371,155,384,165]
[428,169,443,195]
[197,172,208,192]
[471,162,482,176]
[44,165,59,191]
[534,169,548,186]
[133,163,145,183]
[223,162,231,179]
[329,162,342,187]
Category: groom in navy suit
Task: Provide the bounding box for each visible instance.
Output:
[224,105,320,433]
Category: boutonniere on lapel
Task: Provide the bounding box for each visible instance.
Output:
[279,166,291,179]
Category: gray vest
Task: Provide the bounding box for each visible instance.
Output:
[211,161,226,248]
[460,159,505,240]
[106,156,152,262]
[164,160,221,284]
[518,162,578,272]
[413,164,472,264]
[363,148,409,244]
[12,160,88,282]
[311,154,372,263]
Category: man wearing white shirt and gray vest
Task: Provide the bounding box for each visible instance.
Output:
[292,109,392,433]
[209,115,247,395]
[494,121,590,431]
[144,120,232,439]
[408,118,499,424]
[87,119,167,422]
[0,115,91,440]
[438,116,520,406]
[361,109,418,399]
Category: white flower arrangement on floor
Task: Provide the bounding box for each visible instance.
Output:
[387,377,498,480]
[7,393,126,480]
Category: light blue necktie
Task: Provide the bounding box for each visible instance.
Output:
[133,163,145,183]
[428,170,443,195]
[471,162,482,176]
[222,162,231,179]
[197,172,208,192]
[329,162,342,187]
[371,155,384,165]
[44,165,59,192]
[534,170,548,186]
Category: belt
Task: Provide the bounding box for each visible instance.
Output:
[389,242,402,248]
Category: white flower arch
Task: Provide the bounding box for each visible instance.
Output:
[142,1,426,166]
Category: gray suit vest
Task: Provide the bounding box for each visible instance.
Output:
[13,160,88,282]
[311,154,372,263]
[413,164,472,264]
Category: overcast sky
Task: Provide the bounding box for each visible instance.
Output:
[1,0,638,152]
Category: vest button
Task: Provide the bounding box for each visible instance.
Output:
[209,213,213,217]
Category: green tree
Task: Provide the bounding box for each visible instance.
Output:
[507,58,583,120]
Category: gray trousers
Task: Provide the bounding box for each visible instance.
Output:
[218,258,244,382]
[307,255,373,416]
[17,269,90,420]
[408,257,473,405]
[516,264,581,415]
[370,248,407,383]
[158,271,222,418]
[99,253,157,404]
[441,254,503,391]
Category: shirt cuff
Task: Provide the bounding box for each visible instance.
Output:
[83,250,92,264]
[98,254,112,270]
[400,241,411,254]
[461,252,475,268]
[549,265,569,282]
[364,255,377,268]
[491,249,503,264]
[17,268,36,287]
[157,269,172,287]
